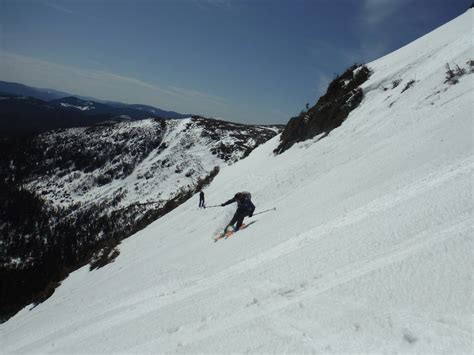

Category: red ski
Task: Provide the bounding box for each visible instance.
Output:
[213,221,256,242]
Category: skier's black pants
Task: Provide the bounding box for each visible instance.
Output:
[199,197,205,207]
[228,209,247,230]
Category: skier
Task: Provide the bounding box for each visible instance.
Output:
[221,191,255,233]
[199,190,205,208]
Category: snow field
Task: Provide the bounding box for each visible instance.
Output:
[1,9,473,354]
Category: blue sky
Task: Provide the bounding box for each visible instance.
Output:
[0,0,471,124]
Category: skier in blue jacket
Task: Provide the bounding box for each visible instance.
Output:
[221,191,255,232]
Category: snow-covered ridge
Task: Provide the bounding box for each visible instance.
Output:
[25,117,278,209]
[2,9,473,353]
[60,102,94,111]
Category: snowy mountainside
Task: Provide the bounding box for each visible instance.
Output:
[25,116,278,209]
[2,9,473,353]
[51,96,101,112]
[0,116,279,320]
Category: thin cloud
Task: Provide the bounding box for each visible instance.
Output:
[169,86,230,107]
[362,0,410,28]
[37,0,74,14]
[85,58,104,67]
[0,52,234,116]
[194,0,234,10]
[308,38,387,71]
[36,0,101,21]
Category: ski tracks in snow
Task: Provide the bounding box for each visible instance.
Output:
[153,216,470,353]
[11,155,472,353]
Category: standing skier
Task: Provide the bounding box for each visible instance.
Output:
[199,190,205,208]
[221,191,255,232]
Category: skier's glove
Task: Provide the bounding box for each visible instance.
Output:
[248,213,253,217]
[221,203,225,207]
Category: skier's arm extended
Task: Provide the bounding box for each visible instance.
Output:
[221,197,236,206]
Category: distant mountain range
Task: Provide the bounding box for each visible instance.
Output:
[0,80,190,135]
[0,81,72,101]
[48,96,187,120]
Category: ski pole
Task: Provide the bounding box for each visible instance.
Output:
[252,207,276,216]
[205,204,222,208]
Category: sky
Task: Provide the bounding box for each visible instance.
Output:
[0,0,471,124]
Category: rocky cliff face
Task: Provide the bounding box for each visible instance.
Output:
[275,64,372,154]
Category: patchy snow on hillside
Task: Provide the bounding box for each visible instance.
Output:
[1,9,473,354]
[60,102,94,111]
[24,117,276,210]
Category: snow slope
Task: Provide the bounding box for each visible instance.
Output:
[2,9,473,353]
